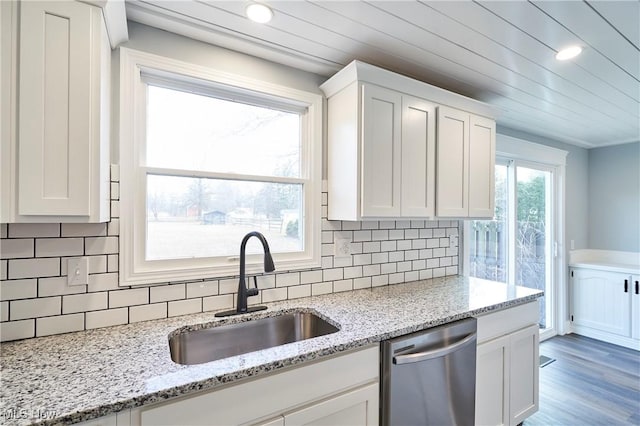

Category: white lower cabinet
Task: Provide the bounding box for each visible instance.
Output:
[475,302,539,426]
[569,267,639,349]
[132,345,378,426]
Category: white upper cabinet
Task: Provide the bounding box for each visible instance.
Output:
[321,60,495,221]
[436,107,496,218]
[1,0,112,223]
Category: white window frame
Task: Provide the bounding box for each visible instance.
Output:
[118,48,323,286]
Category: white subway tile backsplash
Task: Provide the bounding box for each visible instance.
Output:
[111,201,120,218]
[129,303,167,323]
[11,297,61,320]
[8,223,59,238]
[8,258,59,279]
[353,277,371,290]
[1,239,34,259]
[63,292,108,314]
[38,276,86,297]
[186,280,218,298]
[168,298,201,317]
[0,301,8,321]
[322,268,343,281]
[86,308,128,329]
[333,279,353,292]
[287,284,311,299]
[85,237,118,255]
[1,279,37,300]
[202,294,233,312]
[88,273,119,292]
[36,313,84,337]
[109,288,148,308]
[110,182,120,200]
[300,270,322,284]
[261,288,287,303]
[1,319,35,341]
[61,223,107,237]
[276,272,300,287]
[312,281,332,296]
[150,284,185,303]
[0,209,460,341]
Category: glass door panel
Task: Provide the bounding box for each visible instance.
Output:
[516,167,552,330]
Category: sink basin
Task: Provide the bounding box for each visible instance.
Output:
[169,312,339,365]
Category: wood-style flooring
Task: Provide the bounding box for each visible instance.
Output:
[524,334,640,425]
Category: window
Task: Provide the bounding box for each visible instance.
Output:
[119,49,322,285]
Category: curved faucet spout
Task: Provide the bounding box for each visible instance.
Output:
[215,231,275,317]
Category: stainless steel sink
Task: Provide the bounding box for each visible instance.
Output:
[169,312,339,365]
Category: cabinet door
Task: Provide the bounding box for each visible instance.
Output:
[468,115,495,218]
[18,1,100,216]
[436,106,469,217]
[476,335,510,426]
[285,383,378,426]
[401,96,436,217]
[509,324,539,425]
[632,275,640,340]
[361,84,402,217]
[571,269,631,337]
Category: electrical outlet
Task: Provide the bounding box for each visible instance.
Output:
[67,257,88,286]
[334,238,352,258]
[449,235,459,248]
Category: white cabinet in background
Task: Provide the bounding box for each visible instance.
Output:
[436,106,495,218]
[325,81,436,220]
[475,301,539,426]
[570,268,639,350]
[134,346,379,426]
[1,0,111,223]
[321,60,496,221]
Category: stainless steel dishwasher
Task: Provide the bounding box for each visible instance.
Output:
[381,317,477,426]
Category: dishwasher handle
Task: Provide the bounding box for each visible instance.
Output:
[393,332,476,365]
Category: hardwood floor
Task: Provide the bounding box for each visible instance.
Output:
[524,334,640,425]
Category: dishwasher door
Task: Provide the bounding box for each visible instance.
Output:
[381,317,477,426]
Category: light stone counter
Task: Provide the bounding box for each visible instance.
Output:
[0,276,542,426]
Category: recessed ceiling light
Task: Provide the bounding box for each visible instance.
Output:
[555,46,583,61]
[246,3,273,23]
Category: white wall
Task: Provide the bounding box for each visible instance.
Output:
[588,142,640,252]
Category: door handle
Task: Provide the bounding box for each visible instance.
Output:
[625,279,629,293]
[635,280,639,295]
[393,333,476,365]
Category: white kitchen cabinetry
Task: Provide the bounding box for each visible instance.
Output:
[134,346,379,426]
[436,107,495,218]
[320,60,495,221]
[475,301,539,426]
[324,81,435,220]
[0,0,111,223]
[569,268,639,350]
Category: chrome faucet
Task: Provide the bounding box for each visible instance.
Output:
[215,231,275,317]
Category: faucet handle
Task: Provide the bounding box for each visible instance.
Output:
[246,276,259,297]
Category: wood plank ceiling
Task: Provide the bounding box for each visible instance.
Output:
[126,0,640,148]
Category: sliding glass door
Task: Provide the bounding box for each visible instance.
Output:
[468,160,557,338]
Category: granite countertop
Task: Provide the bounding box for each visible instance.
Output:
[0,276,542,426]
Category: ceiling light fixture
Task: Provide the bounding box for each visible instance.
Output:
[555,45,583,61]
[246,3,273,24]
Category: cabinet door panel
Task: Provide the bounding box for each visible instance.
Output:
[476,335,510,426]
[361,84,401,217]
[18,1,96,215]
[509,324,539,425]
[571,269,631,337]
[285,383,378,426]
[436,107,469,217]
[401,96,435,217]
[633,275,640,340]
[468,115,495,218]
